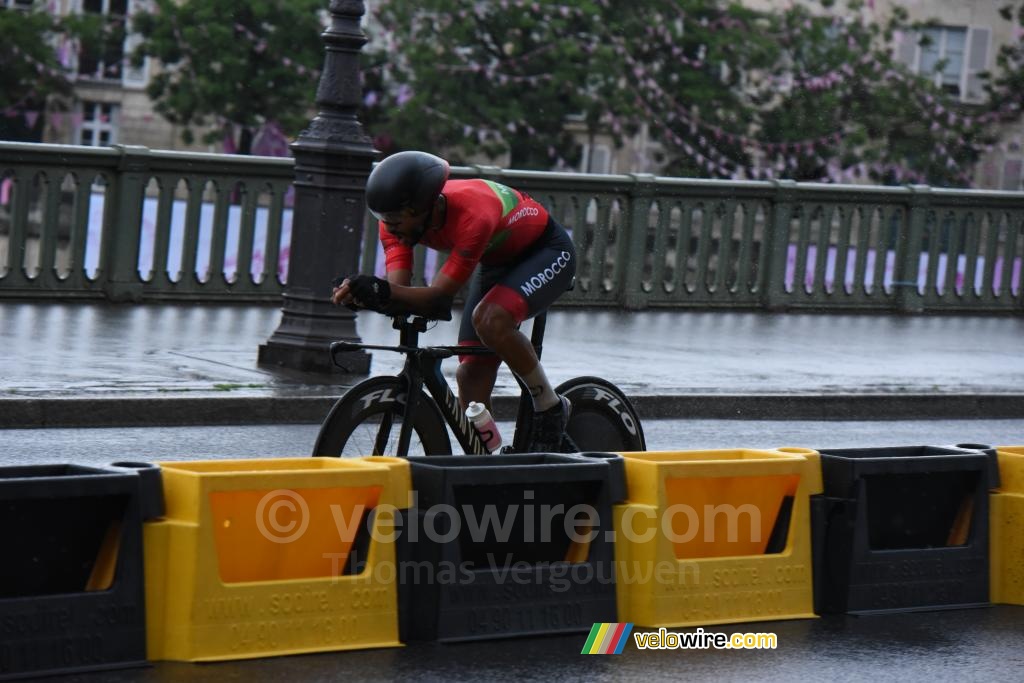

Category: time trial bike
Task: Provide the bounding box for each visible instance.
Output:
[312,309,645,457]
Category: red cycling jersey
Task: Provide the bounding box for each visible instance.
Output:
[379,178,550,284]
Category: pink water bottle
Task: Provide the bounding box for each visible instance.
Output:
[466,402,502,453]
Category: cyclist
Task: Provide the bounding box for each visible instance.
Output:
[332,151,578,453]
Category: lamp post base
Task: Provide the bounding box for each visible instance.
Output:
[258,293,371,375]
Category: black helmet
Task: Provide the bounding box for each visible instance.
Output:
[365,151,450,222]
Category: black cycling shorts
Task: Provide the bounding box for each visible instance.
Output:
[458,217,577,347]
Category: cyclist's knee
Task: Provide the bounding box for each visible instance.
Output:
[472,298,519,343]
[475,285,527,332]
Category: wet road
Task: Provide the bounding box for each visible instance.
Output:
[4,418,1024,465]
[2,303,1022,401]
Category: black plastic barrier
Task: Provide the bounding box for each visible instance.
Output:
[0,462,162,680]
[812,444,998,615]
[397,453,625,642]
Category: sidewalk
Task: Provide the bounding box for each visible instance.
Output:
[1,301,1022,427]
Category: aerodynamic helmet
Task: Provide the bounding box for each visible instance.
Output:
[365,151,450,222]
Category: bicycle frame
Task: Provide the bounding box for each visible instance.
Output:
[330,312,548,455]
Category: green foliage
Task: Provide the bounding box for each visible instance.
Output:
[0,9,64,112]
[362,0,620,168]
[121,0,1022,184]
[362,0,1018,186]
[611,0,781,177]
[0,7,102,140]
[988,2,1024,125]
[757,2,994,186]
[132,0,325,152]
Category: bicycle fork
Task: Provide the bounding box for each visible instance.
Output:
[369,319,426,457]
[385,353,423,457]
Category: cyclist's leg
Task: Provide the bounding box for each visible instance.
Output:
[472,219,577,450]
[455,265,502,411]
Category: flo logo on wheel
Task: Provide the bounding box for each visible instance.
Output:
[585,385,640,436]
[359,387,407,410]
[581,622,634,655]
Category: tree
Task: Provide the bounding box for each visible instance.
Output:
[131,0,326,154]
[616,0,1001,187]
[363,0,1022,187]
[988,3,1024,123]
[603,0,781,178]
[749,1,998,187]
[362,0,644,169]
[0,7,100,142]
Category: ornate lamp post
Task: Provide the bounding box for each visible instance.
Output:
[258,0,375,373]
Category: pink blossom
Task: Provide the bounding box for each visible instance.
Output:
[396,84,413,106]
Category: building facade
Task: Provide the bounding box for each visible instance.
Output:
[9,0,1024,189]
[592,0,1024,190]
[16,0,208,152]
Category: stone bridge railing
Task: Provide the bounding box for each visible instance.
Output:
[1,141,1021,312]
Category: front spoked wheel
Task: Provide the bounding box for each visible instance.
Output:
[313,376,452,457]
[556,376,646,452]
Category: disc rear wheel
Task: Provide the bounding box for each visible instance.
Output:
[555,376,646,453]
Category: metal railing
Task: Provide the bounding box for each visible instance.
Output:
[0,142,294,302]
[2,142,1022,312]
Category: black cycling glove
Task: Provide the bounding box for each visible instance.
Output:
[346,274,391,312]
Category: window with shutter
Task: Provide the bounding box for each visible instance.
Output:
[980,161,998,189]
[1002,159,1023,192]
[591,145,611,174]
[899,25,988,103]
[895,29,918,68]
[76,101,120,146]
[964,27,990,103]
[78,0,129,82]
[581,144,612,174]
[122,32,147,87]
[120,0,149,87]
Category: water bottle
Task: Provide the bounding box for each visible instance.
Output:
[466,401,502,453]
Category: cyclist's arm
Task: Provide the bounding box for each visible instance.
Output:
[387,269,412,287]
[387,272,460,319]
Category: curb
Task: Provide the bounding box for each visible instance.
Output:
[2,393,1023,429]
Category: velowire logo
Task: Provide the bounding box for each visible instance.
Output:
[581,622,634,655]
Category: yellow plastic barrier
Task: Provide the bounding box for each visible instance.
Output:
[991,446,1024,605]
[613,448,822,628]
[144,457,411,661]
